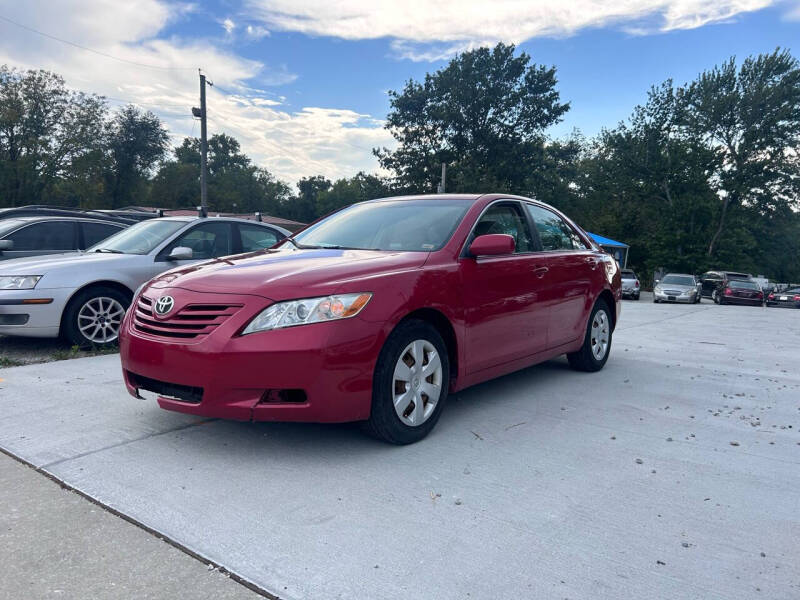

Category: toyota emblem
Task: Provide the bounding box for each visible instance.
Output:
[154,295,175,316]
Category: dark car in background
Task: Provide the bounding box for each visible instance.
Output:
[718,279,764,306]
[0,216,126,261]
[700,271,752,303]
[620,269,640,300]
[766,287,800,308]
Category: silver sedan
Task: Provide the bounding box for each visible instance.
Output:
[653,273,702,304]
[0,216,288,347]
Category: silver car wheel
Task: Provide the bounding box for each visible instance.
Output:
[392,339,442,427]
[591,309,610,360]
[77,296,126,344]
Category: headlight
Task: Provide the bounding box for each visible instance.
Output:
[602,257,618,284]
[241,293,372,335]
[0,275,42,290]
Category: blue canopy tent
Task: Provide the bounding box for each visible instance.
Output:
[587,232,629,268]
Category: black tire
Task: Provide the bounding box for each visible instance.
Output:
[653,297,659,303]
[634,293,640,301]
[364,319,450,445]
[567,299,613,373]
[62,285,131,349]
[712,290,720,304]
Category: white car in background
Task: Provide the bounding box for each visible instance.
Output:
[0,216,288,347]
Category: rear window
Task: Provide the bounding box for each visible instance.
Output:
[621,270,637,278]
[729,280,759,290]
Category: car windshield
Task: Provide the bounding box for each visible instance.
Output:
[730,280,758,290]
[87,219,187,255]
[288,199,472,252]
[0,219,25,237]
[662,275,695,286]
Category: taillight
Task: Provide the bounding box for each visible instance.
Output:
[724,288,733,296]
[634,281,639,288]
[757,292,763,298]
[794,295,800,301]
[768,293,775,299]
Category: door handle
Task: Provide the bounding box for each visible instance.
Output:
[533,266,549,278]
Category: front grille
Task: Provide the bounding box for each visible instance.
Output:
[663,289,683,295]
[127,371,203,404]
[133,295,242,340]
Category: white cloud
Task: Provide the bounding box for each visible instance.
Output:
[0,0,392,185]
[245,24,271,39]
[247,0,773,60]
[221,17,236,34]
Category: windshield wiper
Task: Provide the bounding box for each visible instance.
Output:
[93,248,123,254]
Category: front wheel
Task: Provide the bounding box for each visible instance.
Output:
[365,319,450,444]
[567,299,612,372]
[62,286,130,349]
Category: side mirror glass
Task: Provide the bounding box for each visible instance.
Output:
[0,239,13,252]
[469,234,515,257]
[167,246,193,261]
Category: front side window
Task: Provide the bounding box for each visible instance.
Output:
[525,204,585,251]
[472,203,534,253]
[7,221,75,251]
[81,222,123,248]
[240,224,280,252]
[168,222,233,260]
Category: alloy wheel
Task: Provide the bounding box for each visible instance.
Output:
[392,339,443,427]
[77,296,126,344]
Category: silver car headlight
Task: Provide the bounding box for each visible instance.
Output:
[0,275,42,290]
[241,293,372,335]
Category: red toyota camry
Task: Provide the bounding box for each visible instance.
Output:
[120,194,621,444]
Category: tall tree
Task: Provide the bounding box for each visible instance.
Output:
[0,66,106,206]
[106,105,169,208]
[376,43,569,193]
[680,49,800,256]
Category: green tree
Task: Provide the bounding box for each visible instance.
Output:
[316,172,393,216]
[282,175,332,222]
[106,105,169,208]
[0,66,106,206]
[680,49,800,257]
[376,43,570,194]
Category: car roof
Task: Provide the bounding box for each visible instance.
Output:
[7,216,126,225]
[664,273,695,277]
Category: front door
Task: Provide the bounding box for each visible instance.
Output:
[460,202,549,373]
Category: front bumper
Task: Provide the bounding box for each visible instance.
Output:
[621,287,639,298]
[119,287,385,423]
[0,288,70,337]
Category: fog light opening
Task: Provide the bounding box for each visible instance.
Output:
[259,389,307,404]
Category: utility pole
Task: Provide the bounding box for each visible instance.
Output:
[192,70,212,216]
[437,162,446,194]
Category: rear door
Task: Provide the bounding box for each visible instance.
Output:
[525,203,597,349]
[460,201,551,373]
[1,220,77,259]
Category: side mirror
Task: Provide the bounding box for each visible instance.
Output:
[0,239,13,252]
[469,234,515,257]
[654,279,660,285]
[167,246,193,261]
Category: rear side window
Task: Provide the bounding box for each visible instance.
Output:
[525,204,586,251]
[240,224,280,252]
[473,203,534,253]
[81,222,123,248]
[6,221,75,250]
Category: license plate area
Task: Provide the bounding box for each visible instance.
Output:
[668,296,676,301]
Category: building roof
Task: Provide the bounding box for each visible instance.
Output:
[587,232,629,248]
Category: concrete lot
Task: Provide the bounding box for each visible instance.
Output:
[0,299,799,599]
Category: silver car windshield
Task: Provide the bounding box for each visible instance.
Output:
[88,220,186,255]
[662,275,695,286]
[288,199,472,252]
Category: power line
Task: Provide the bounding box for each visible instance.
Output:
[0,14,196,71]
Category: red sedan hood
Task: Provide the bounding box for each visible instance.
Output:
[150,248,428,300]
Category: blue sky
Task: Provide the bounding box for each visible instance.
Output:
[0,0,798,183]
